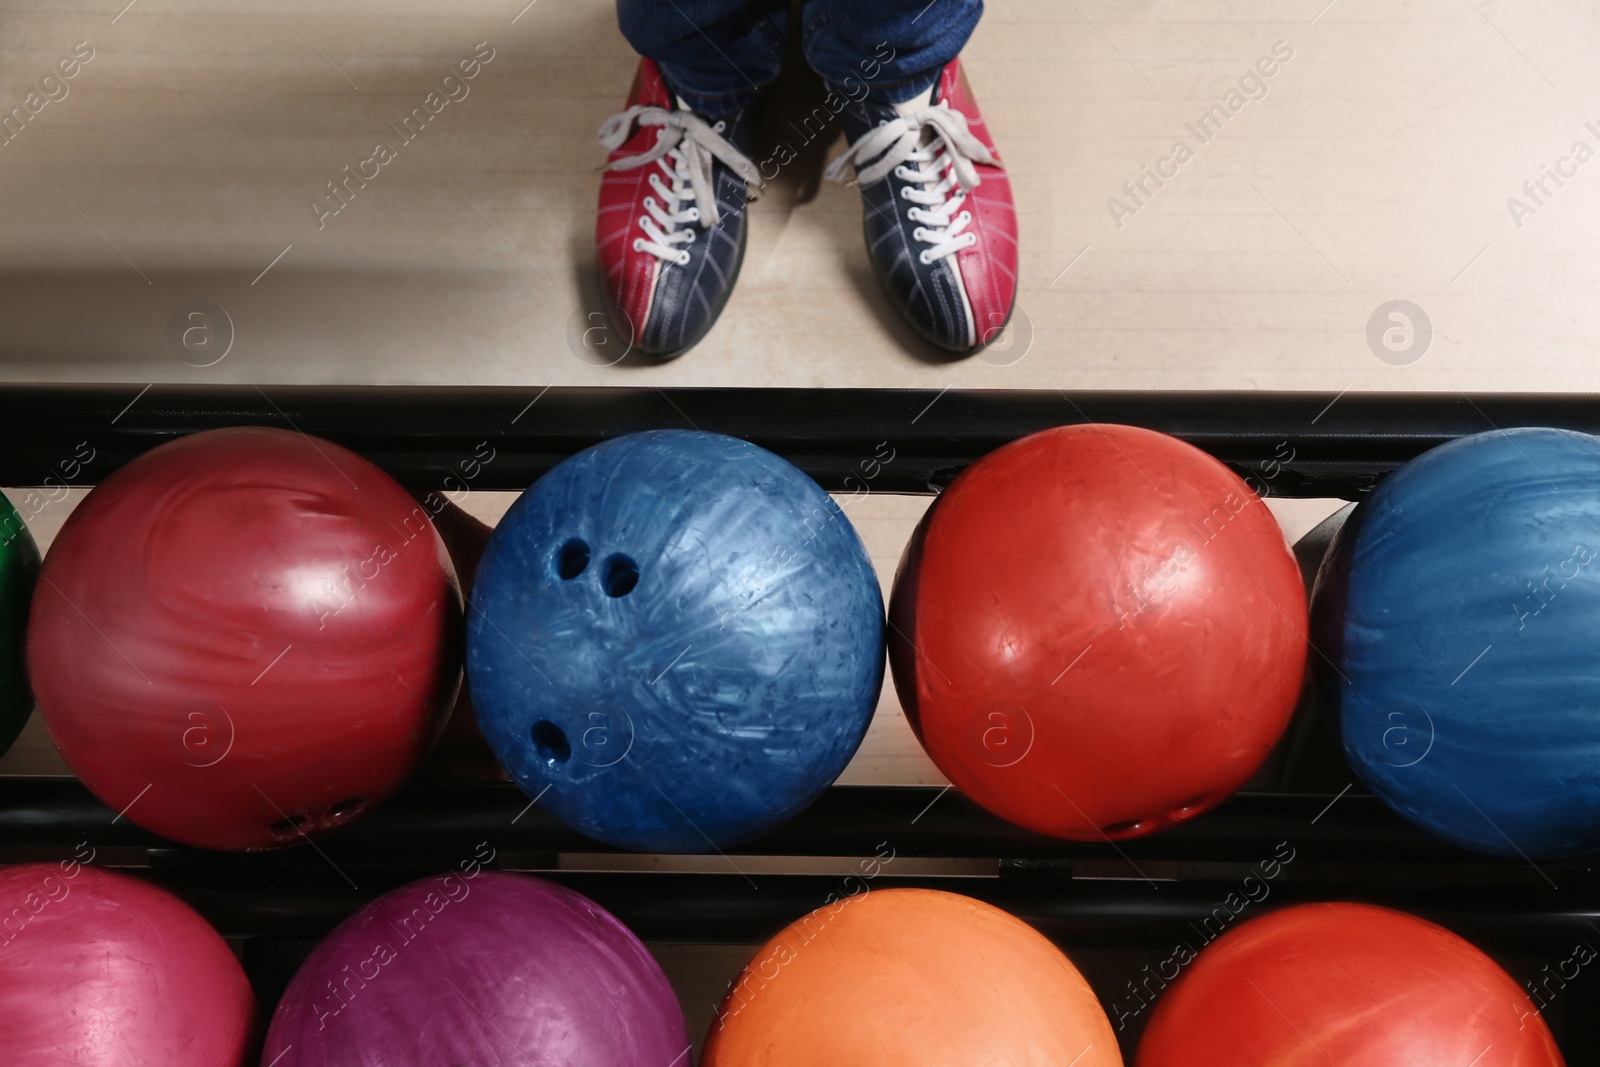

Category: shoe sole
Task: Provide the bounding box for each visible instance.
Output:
[872,238,1019,359]
[602,218,749,363]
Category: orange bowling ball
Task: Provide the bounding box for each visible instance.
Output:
[702,888,1122,1067]
[889,424,1307,841]
[1137,902,1564,1066]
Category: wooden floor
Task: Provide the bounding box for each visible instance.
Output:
[2,0,1596,1053]
[1,0,1596,391]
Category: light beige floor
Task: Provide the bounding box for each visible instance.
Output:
[2,0,1596,1053]
[0,0,1597,390]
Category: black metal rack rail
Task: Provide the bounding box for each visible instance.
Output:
[3,384,1597,498]
[0,777,1591,947]
[3,386,1598,1056]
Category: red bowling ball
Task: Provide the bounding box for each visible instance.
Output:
[28,427,461,850]
[889,424,1306,841]
[1137,902,1563,1066]
[0,861,256,1065]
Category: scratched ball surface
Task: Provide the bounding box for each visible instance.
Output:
[702,888,1122,1067]
[0,862,256,1065]
[262,871,689,1067]
[27,427,461,851]
[466,429,884,853]
[889,424,1307,842]
[1313,427,1600,860]
[1136,903,1562,1066]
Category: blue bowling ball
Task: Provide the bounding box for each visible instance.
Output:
[467,430,884,853]
[1312,427,1600,860]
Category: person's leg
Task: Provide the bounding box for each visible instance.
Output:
[597,1,782,359]
[616,0,788,117]
[812,0,1016,358]
[802,0,983,105]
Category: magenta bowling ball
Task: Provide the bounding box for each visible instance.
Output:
[263,870,690,1066]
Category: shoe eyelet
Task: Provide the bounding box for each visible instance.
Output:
[632,238,645,252]
[677,251,692,266]
[899,186,914,200]
[684,230,697,244]
[918,250,936,265]
[713,120,727,133]
[644,196,655,208]
[685,208,700,222]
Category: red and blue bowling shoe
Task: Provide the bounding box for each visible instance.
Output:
[595,60,763,360]
[827,59,1017,356]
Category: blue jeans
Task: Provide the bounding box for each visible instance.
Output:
[617,0,983,117]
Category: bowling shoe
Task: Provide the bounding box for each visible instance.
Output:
[596,59,763,360]
[826,59,1017,356]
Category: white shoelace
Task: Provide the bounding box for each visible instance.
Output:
[825,101,999,265]
[598,106,763,266]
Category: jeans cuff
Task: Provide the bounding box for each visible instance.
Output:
[656,66,770,118]
[825,66,944,110]
[832,63,940,107]
[859,66,945,107]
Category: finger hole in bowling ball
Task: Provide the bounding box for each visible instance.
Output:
[554,539,590,580]
[270,813,308,836]
[328,796,365,819]
[531,719,572,763]
[1101,819,1145,836]
[601,554,639,598]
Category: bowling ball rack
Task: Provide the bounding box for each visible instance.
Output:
[1,384,1598,1056]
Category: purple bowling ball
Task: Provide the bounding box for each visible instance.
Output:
[262,871,690,1066]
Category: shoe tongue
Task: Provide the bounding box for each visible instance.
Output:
[892,86,938,147]
[891,86,935,118]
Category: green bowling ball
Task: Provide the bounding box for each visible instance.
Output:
[0,498,39,757]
